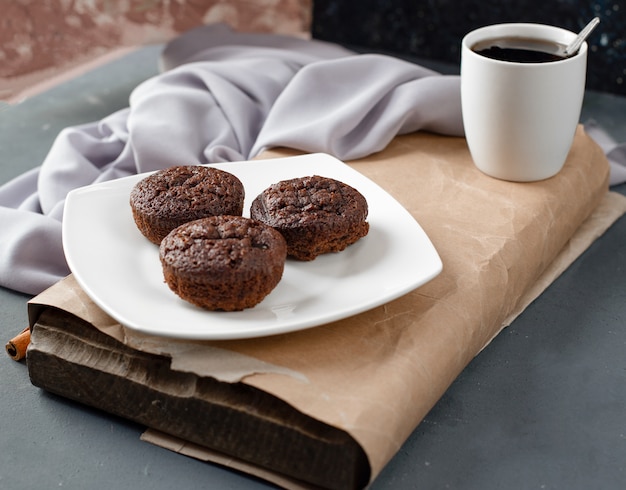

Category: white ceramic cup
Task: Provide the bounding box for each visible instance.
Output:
[461,23,588,182]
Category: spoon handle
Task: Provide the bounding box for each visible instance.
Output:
[564,17,600,56]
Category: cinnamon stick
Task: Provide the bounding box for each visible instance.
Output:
[6,327,30,361]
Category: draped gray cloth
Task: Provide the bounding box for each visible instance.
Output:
[0,24,623,295]
[584,120,626,186]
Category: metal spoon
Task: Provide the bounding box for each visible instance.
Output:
[563,17,600,57]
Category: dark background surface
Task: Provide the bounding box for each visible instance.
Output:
[312,0,626,95]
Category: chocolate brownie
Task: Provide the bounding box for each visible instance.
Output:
[159,215,287,311]
[130,165,244,244]
[250,175,369,260]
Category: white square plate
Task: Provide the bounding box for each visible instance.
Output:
[63,153,442,340]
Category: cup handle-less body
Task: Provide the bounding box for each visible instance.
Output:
[461,24,587,182]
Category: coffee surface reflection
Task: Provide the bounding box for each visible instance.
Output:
[472,37,566,63]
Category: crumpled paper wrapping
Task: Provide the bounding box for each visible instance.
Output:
[28,128,626,487]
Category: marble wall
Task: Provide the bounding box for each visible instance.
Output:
[312,0,626,95]
[1,0,312,101]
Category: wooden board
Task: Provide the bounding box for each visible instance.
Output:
[26,309,370,490]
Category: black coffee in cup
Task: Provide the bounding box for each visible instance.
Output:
[472,37,566,63]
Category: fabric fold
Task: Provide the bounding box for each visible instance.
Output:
[585,119,626,186]
[250,55,464,159]
[0,207,66,294]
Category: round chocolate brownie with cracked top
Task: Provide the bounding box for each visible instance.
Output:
[130,165,244,245]
[159,215,287,311]
[250,175,369,261]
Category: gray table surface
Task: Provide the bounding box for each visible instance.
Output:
[1,46,625,490]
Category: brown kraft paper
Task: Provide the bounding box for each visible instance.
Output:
[27,127,626,486]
